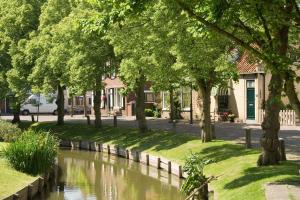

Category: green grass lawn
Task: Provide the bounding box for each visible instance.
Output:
[26,122,300,200]
[0,142,37,199]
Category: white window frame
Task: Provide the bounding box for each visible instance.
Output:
[181,87,191,111]
[162,88,191,111]
[162,91,170,111]
[100,90,105,109]
[144,90,155,103]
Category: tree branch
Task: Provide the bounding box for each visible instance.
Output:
[233,17,265,46]
[255,4,273,48]
[175,0,273,66]
[290,0,300,24]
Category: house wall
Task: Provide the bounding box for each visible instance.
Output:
[228,73,263,123]
[229,77,246,121]
[160,90,211,121]
[264,69,300,106]
[65,92,93,114]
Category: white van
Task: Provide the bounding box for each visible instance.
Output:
[21,94,58,115]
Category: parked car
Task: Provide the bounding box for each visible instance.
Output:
[21,94,58,115]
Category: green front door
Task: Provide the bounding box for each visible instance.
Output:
[247,86,255,119]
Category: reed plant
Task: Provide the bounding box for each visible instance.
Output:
[4,130,58,175]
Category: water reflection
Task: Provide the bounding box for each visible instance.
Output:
[39,149,185,200]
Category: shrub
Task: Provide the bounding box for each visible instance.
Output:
[4,130,59,175]
[0,120,22,142]
[145,108,154,117]
[181,152,212,200]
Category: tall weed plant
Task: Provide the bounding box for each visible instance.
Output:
[181,152,212,200]
[0,120,22,142]
[4,130,59,175]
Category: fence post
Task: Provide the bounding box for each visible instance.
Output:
[31,115,35,122]
[86,115,91,125]
[135,151,140,162]
[279,138,287,161]
[244,128,252,148]
[12,194,20,200]
[146,154,149,165]
[168,161,172,174]
[157,158,161,169]
[28,184,34,199]
[172,120,176,132]
[178,165,183,178]
[126,150,129,159]
[113,115,117,127]
[107,145,110,154]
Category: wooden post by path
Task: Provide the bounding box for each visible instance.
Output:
[86,115,91,125]
[113,115,117,127]
[244,128,252,148]
[279,138,287,161]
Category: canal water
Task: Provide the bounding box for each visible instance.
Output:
[38,149,185,200]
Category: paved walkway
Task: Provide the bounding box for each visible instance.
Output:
[1,114,300,161]
[265,183,300,200]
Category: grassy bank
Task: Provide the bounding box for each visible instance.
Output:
[0,143,37,199]
[29,122,299,200]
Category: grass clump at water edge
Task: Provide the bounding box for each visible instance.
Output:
[4,129,59,175]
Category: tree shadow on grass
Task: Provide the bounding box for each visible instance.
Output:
[105,128,196,152]
[31,122,197,152]
[199,144,258,163]
[224,162,300,189]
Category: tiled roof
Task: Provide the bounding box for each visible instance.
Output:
[236,52,261,74]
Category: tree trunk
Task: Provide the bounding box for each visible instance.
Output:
[257,22,290,165]
[11,103,21,124]
[169,88,175,122]
[197,82,212,142]
[56,85,65,126]
[94,80,102,128]
[284,73,300,118]
[257,73,283,166]
[136,75,147,133]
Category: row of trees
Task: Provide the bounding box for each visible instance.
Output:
[0,0,299,166]
[0,0,235,137]
[98,0,300,165]
[0,0,115,127]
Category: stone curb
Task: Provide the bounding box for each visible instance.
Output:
[60,140,187,178]
[2,172,51,200]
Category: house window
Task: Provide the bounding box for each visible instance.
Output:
[75,97,84,106]
[114,88,124,108]
[108,88,124,109]
[68,98,72,106]
[109,89,114,109]
[101,90,105,109]
[162,87,191,111]
[88,98,92,105]
[181,87,191,110]
[246,80,255,88]
[145,91,155,103]
[218,95,229,112]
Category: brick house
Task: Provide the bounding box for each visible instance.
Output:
[90,76,157,117]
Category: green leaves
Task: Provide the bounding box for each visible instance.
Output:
[181,152,213,198]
